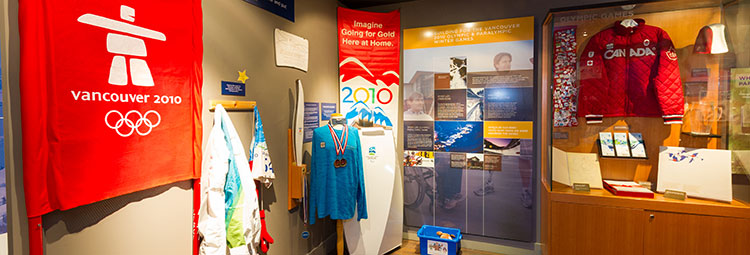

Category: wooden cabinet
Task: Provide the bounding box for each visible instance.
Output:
[643,211,750,255]
[550,202,644,255]
[546,182,750,255]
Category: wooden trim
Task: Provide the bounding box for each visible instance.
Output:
[540,183,550,255]
[550,182,750,219]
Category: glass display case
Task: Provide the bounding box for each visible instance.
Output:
[541,1,750,253]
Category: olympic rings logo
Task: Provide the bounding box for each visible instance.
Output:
[104,110,161,137]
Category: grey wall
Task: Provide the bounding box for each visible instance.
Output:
[201,0,341,254]
[2,0,341,254]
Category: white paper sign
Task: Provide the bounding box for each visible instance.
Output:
[552,147,603,189]
[657,146,732,202]
[274,28,308,72]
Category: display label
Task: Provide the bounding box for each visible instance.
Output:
[338,7,400,137]
[553,132,569,140]
[321,102,337,121]
[404,121,434,151]
[221,81,245,96]
[484,87,534,121]
[449,153,467,168]
[573,183,591,192]
[663,189,687,200]
[484,121,533,139]
[303,102,319,143]
[243,0,294,22]
[435,89,467,120]
[483,154,502,171]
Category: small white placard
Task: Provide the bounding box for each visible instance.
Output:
[613,132,631,157]
[274,28,308,72]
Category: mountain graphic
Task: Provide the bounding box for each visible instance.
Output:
[339,57,399,86]
[345,101,373,121]
[344,101,393,127]
[372,106,393,126]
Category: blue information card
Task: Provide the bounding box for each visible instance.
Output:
[303,102,319,143]
[320,102,337,121]
[221,81,245,96]
[243,0,294,22]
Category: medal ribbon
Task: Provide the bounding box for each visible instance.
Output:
[327,123,349,156]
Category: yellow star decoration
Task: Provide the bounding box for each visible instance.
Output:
[237,70,249,83]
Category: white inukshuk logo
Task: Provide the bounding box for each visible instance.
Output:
[78,5,167,137]
[78,5,166,86]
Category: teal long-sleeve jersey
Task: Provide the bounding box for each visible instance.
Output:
[309,125,367,224]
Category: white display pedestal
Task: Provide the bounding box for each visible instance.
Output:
[344,128,403,255]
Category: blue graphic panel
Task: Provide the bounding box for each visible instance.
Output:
[243,0,294,22]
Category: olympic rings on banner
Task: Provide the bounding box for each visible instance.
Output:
[105,110,161,137]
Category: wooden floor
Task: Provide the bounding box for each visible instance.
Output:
[386,239,505,255]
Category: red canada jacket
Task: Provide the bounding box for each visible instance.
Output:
[579,19,684,125]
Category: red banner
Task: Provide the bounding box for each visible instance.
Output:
[338,7,400,133]
[19,1,202,217]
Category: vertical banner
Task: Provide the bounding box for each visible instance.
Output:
[729,68,750,174]
[338,7,400,137]
[0,49,6,254]
[19,1,203,218]
[402,17,535,242]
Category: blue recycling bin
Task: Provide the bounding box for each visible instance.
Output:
[417,225,462,255]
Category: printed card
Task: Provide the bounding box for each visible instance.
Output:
[599,132,616,157]
[613,132,631,157]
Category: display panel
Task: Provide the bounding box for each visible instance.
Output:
[545,1,750,205]
[403,17,535,242]
[0,48,6,253]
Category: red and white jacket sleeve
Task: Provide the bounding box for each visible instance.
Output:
[578,34,609,124]
[654,29,685,125]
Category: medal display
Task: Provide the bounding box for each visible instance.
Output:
[328,123,349,168]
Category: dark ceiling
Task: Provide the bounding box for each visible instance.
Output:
[339,0,417,9]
